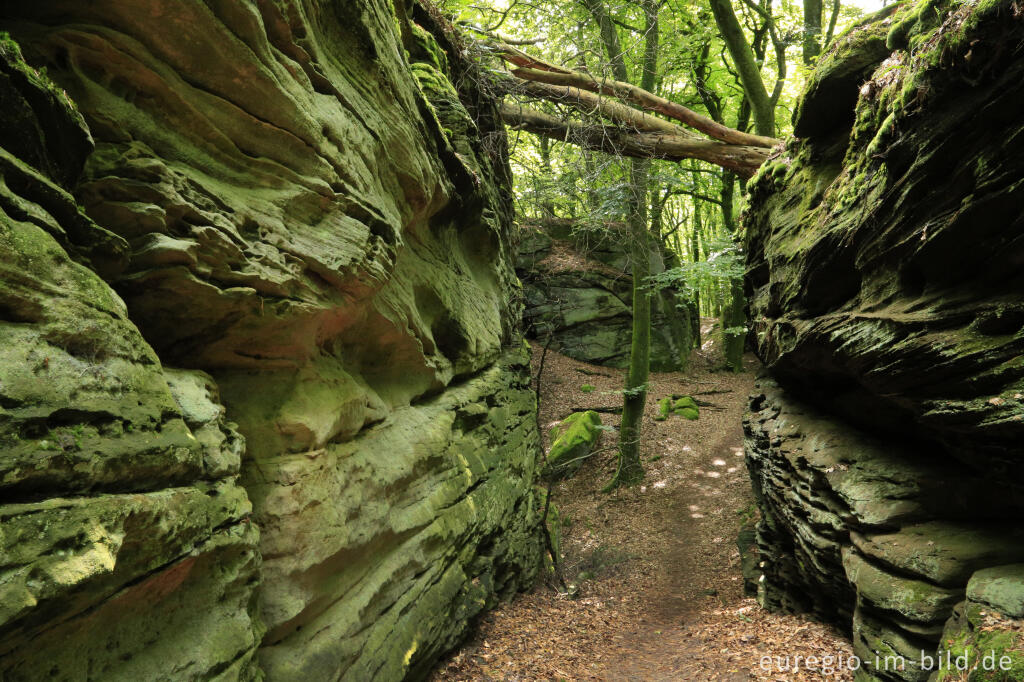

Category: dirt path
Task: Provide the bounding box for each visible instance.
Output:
[431,333,854,681]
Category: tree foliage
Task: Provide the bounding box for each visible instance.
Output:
[436,0,873,480]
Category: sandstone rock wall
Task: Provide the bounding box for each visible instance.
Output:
[0,33,262,680]
[517,222,696,371]
[743,2,1024,680]
[0,1,541,679]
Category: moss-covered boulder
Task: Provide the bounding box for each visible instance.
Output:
[544,410,603,479]
[656,395,700,421]
[930,565,1024,681]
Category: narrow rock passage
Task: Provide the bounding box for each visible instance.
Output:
[432,332,855,681]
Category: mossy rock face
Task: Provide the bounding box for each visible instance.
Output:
[741,1,1024,667]
[0,31,92,187]
[0,33,262,679]
[843,547,964,627]
[792,16,892,139]
[516,221,696,371]
[1,0,542,679]
[745,0,1024,477]
[746,0,1024,662]
[746,381,1024,677]
[544,410,603,479]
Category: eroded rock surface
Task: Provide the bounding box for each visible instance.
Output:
[0,34,261,679]
[1,0,541,679]
[743,2,1024,680]
[517,221,696,370]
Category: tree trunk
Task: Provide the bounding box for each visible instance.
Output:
[803,0,824,65]
[690,196,703,319]
[707,0,776,137]
[611,157,652,489]
[538,136,556,218]
[594,0,656,489]
[650,191,693,371]
[499,104,769,177]
[824,0,842,47]
[581,0,629,82]
[723,275,745,372]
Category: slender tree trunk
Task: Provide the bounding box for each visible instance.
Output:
[583,154,600,213]
[824,0,842,47]
[588,0,658,489]
[650,189,693,370]
[581,0,629,81]
[803,0,824,65]
[720,171,736,232]
[725,96,751,371]
[707,0,775,137]
[719,168,744,371]
[723,276,745,371]
[691,197,703,319]
[538,136,556,218]
[612,157,652,488]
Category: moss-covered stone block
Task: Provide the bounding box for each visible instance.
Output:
[516,223,696,372]
[932,567,1024,682]
[673,396,700,420]
[656,395,700,421]
[967,565,1024,619]
[544,410,602,479]
[843,547,963,628]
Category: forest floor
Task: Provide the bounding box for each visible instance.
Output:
[431,323,855,681]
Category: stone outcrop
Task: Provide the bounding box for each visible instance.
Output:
[517,221,697,371]
[1,1,542,679]
[742,2,1024,680]
[0,33,262,679]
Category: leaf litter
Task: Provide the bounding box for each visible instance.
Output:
[431,326,853,681]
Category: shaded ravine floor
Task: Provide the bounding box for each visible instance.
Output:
[431,331,856,681]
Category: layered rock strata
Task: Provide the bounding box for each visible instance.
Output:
[517,222,696,370]
[743,2,1024,680]
[0,34,262,679]
[1,1,542,679]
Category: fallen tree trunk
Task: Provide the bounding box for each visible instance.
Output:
[500,103,770,177]
[510,66,779,148]
[511,79,699,139]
